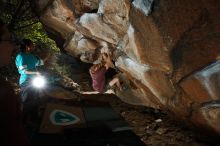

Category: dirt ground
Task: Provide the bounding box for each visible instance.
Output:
[103,95,212,146]
[1,65,220,146]
[77,92,219,146]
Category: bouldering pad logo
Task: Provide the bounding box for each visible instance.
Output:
[50,110,80,126]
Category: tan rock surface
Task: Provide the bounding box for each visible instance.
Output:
[31,0,220,136]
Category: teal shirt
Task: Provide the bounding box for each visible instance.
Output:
[15,52,43,86]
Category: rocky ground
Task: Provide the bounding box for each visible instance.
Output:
[106,95,212,146]
[1,63,220,146]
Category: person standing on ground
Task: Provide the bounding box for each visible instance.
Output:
[15,39,44,102]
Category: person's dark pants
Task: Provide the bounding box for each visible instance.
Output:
[20,82,42,126]
[20,83,31,103]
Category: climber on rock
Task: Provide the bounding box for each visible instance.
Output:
[89,52,123,93]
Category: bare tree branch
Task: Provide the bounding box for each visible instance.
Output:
[14,20,38,30]
[8,0,26,30]
[20,15,38,22]
[17,1,31,18]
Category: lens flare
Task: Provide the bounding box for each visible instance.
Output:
[32,76,46,88]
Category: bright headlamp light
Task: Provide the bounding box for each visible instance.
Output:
[32,75,46,88]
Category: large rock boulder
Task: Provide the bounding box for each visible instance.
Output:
[31,0,220,135]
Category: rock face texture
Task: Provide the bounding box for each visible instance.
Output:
[31,0,220,135]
